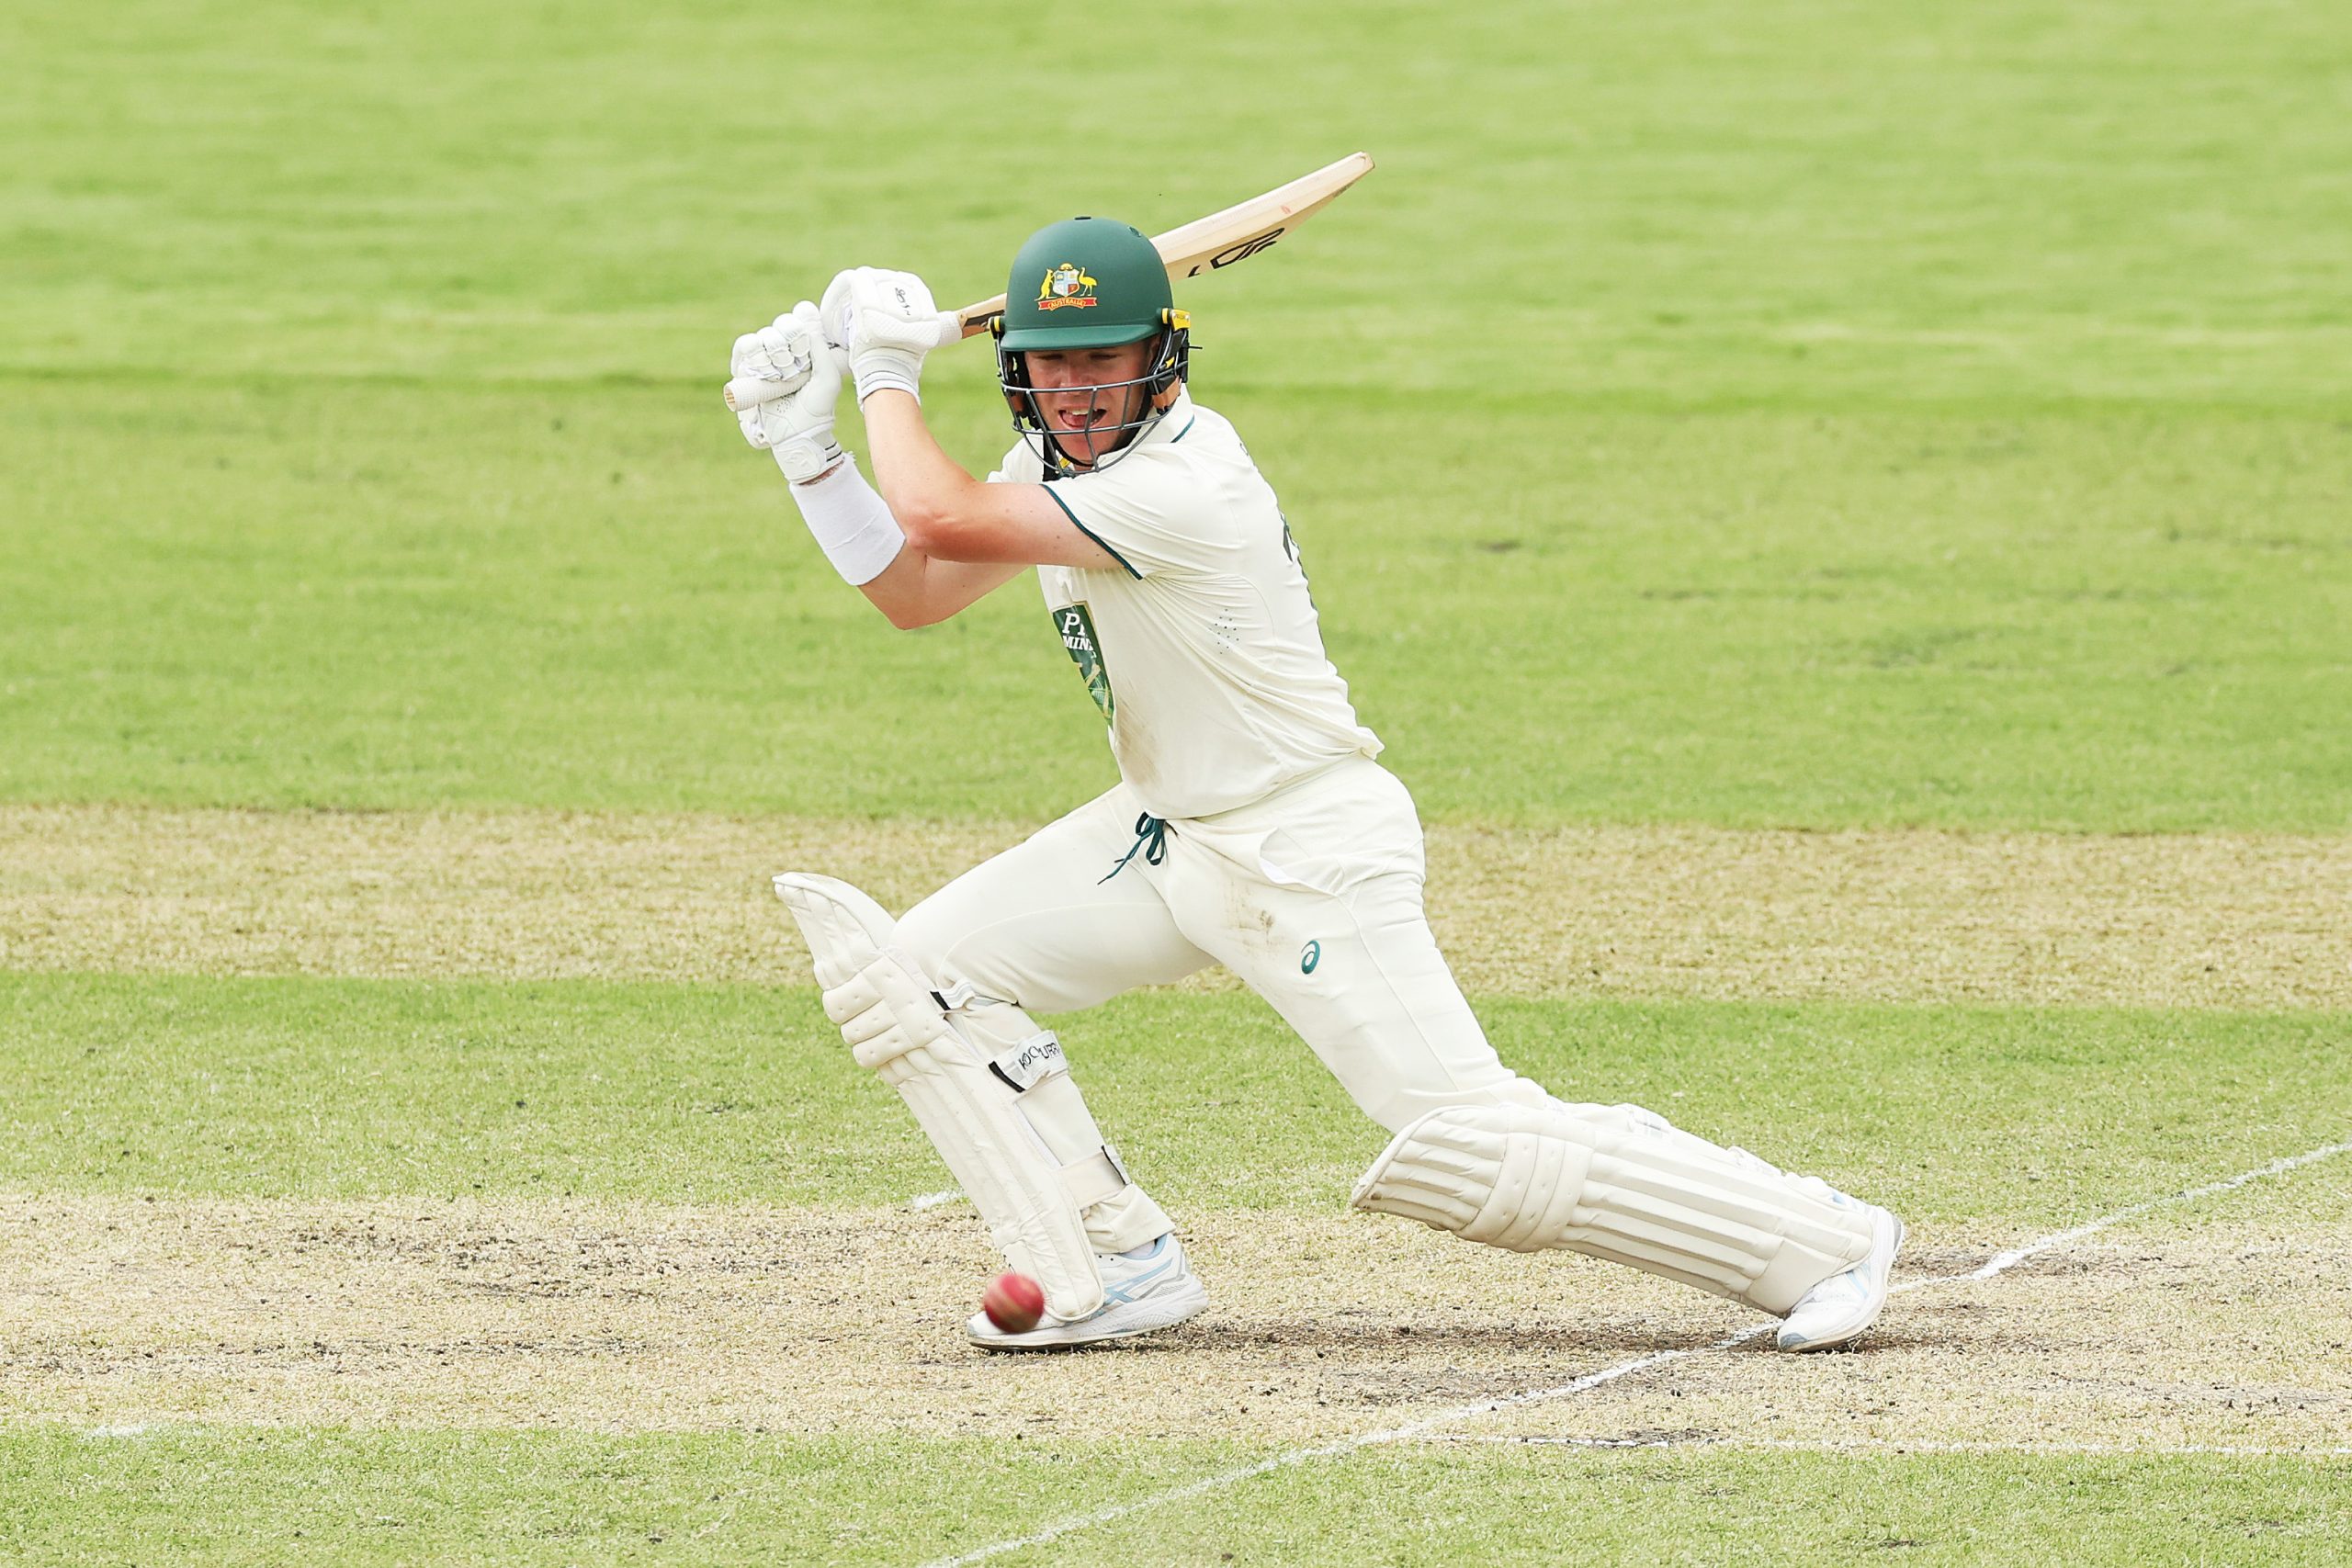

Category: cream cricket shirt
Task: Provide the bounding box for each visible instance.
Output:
[989,391,1381,819]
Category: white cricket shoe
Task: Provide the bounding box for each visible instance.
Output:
[966,1234,1208,1351]
[1776,1202,1905,1351]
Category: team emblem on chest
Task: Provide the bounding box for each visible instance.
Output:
[1053,603,1114,722]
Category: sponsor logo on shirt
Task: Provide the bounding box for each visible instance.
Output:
[1053,603,1114,722]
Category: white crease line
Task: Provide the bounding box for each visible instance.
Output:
[1943,1137,2352,1283]
[1430,1435,2352,1459]
[922,1133,2352,1568]
[909,1190,962,1212]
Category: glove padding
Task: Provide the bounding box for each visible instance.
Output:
[729,303,821,415]
[821,267,939,404]
[732,302,847,481]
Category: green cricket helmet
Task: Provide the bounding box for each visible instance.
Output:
[992,216,1192,476]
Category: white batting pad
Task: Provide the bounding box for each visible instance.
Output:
[1350,1100,1876,1315]
[774,872,1106,1323]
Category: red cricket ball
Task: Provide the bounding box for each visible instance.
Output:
[982,1270,1046,1333]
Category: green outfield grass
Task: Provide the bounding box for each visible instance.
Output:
[6,2,2347,406]
[4,971,2344,1226]
[7,380,2348,827]
[4,1427,2344,1567]
[6,2,2351,829]
[6,0,2348,1562]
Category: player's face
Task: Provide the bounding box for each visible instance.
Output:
[1024,341,1157,468]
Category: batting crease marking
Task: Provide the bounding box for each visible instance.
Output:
[923,1134,2352,1568]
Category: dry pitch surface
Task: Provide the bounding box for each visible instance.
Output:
[4,804,2347,1499]
[5,1188,2346,1459]
[6,805,2349,1009]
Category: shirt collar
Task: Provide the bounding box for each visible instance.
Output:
[1137,388,1195,448]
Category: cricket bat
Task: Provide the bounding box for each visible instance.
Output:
[724,152,1374,412]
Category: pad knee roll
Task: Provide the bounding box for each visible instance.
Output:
[1350,1100,1875,1315]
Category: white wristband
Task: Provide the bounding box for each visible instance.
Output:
[787,455,906,586]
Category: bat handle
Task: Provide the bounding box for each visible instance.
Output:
[722,313,969,411]
[723,374,802,412]
[951,303,1005,340]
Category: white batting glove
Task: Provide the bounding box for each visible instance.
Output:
[731,303,846,481]
[820,266,939,404]
[729,303,820,425]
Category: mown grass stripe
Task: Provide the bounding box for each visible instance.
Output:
[6,970,2346,1218]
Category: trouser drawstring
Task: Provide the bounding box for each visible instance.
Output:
[1099,813,1170,884]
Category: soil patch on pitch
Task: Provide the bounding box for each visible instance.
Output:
[4,1190,2344,1452]
[5,806,2349,1009]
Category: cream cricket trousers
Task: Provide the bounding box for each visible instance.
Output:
[894,758,1540,1247]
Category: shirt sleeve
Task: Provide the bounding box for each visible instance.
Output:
[985,438,1034,487]
[1042,445,1235,580]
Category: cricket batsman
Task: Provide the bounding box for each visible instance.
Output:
[729,217,1905,1350]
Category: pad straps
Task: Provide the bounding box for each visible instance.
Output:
[775,872,1108,1322]
[987,1031,1130,1211]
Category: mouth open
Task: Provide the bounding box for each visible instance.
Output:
[1055,405,1109,431]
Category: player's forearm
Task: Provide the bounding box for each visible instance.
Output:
[861,389,989,536]
[771,392,1010,626]
[854,546,1021,630]
[854,543,941,628]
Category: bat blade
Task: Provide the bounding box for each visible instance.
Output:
[944,152,1375,338]
[726,153,1374,410]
